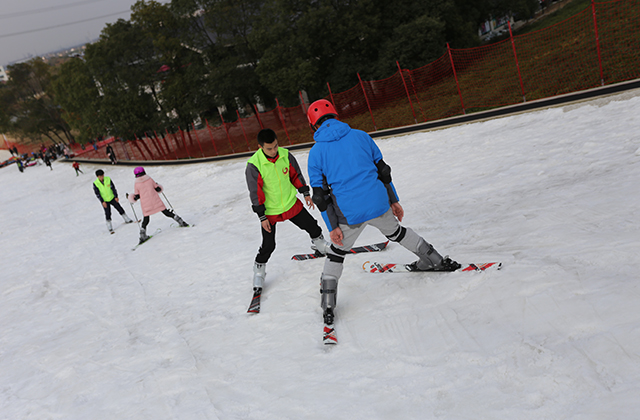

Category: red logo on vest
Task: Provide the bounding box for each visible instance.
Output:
[282,167,288,175]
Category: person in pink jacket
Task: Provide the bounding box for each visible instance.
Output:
[127,167,188,243]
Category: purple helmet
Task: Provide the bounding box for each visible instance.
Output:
[134,166,146,177]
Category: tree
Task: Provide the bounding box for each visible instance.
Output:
[51,58,102,144]
[0,59,74,145]
[83,19,163,140]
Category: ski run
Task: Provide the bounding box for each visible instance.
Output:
[2,90,640,418]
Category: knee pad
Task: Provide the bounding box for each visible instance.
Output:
[386,226,407,243]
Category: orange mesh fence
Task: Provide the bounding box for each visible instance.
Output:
[6,0,639,161]
[404,54,463,122]
[450,39,526,110]
[513,6,601,101]
[596,0,640,83]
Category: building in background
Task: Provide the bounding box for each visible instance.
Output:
[0,66,8,83]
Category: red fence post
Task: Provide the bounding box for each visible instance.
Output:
[132,138,146,160]
[119,140,131,160]
[299,91,308,115]
[327,83,337,109]
[178,128,191,158]
[140,135,156,160]
[357,73,377,131]
[166,129,180,159]
[591,0,605,86]
[148,132,167,159]
[236,110,251,151]
[205,119,219,156]
[508,21,526,102]
[276,98,292,145]
[447,43,465,115]
[252,104,264,129]
[219,109,235,153]
[397,61,417,124]
[191,123,205,157]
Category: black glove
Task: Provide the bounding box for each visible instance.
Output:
[155,186,161,192]
[134,194,140,200]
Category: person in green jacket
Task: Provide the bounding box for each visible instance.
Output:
[245,129,330,293]
[93,169,134,233]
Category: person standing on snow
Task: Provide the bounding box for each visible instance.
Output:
[127,166,188,243]
[93,169,134,233]
[306,99,461,326]
[245,128,331,293]
[43,153,52,170]
[72,161,83,176]
[106,144,117,165]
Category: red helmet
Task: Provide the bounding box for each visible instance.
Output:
[307,99,338,126]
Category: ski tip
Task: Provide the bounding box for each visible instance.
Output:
[323,325,338,345]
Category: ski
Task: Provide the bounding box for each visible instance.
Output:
[292,241,389,261]
[170,223,194,228]
[247,288,262,313]
[322,308,337,345]
[323,323,337,345]
[131,228,161,251]
[363,261,502,273]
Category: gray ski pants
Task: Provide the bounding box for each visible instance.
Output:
[320,208,443,310]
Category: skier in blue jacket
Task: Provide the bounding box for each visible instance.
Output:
[306,99,460,325]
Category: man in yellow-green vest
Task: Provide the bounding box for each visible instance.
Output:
[93,169,134,233]
[245,129,330,308]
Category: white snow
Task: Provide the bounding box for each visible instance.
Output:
[1,90,640,419]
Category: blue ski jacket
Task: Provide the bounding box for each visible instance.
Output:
[307,119,398,230]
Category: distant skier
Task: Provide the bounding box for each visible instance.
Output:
[306,99,461,326]
[245,128,330,293]
[106,144,117,164]
[43,153,52,170]
[72,161,83,176]
[127,166,188,243]
[93,169,134,233]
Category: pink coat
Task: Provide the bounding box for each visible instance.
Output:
[128,175,166,216]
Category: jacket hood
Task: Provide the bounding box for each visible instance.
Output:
[134,174,151,183]
[313,119,351,143]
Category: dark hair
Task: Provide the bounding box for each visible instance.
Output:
[95,169,104,176]
[316,114,336,127]
[257,128,277,146]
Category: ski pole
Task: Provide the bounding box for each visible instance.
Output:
[127,196,140,228]
[161,191,174,211]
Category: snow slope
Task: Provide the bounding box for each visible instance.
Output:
[1,90,640,419]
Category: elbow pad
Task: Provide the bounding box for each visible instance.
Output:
[376,159,392,184]
[298,185,310,196]
[312,187,331,212]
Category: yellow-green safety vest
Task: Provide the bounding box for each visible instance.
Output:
[94,176,115,202]
[248,148,297,215]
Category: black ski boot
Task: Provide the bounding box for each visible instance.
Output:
[323,307,335,325]
[406,256,461,272]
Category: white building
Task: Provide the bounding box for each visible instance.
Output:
[0,66,8,83]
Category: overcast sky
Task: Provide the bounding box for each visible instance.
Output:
[0,0,169,68]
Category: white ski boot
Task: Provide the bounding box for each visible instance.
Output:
[122,213,134,224]
[253,262,266,291]
[106,220,114,233]
[311,235,332,256]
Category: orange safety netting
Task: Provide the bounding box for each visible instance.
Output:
[5,0,639,160]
